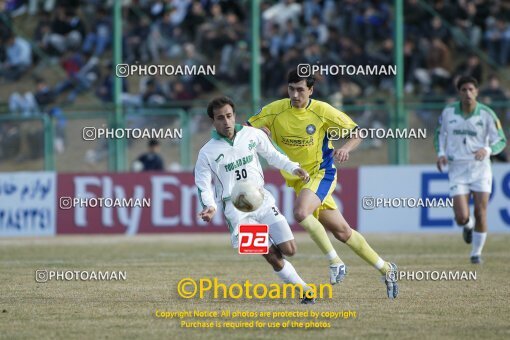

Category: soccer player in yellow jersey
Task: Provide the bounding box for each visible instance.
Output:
[247,70,398,299]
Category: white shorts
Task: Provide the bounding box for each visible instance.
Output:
[222,188,293,249]
[448,160,492,196]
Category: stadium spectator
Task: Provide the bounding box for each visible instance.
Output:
[403,39,424,94]
[181,43,215,94]
[480,74,508,105]
[133,139,165,172]
[0,33,32,81]
[54,52,100,103]
[415,38,452,92]
[334,0,360,37]
[262,0,302,29]
[9,78,56,116]
[431,0,456,25]
[426,16,450,43]
[229,41,250,86]
[305,15,328,45]
[369,38,395,91]
[142,78,167,106]
[82,7,111,57]
[261,47,285,97]
[404,0,428,36]
[118,76,160,109]
[354,1,390,43]
[280,19,300,51]
[149,10,185,62]
[452,0,482,48]
[321,0,336,25]
[266,22,282,58]
[124,17,151,64]
[218,11,245,75]
[95,65,128,103]
[167,0,191,26]
[8,77,66,160]
[454,54,483,84]
[3,0,27,17]
[47,7,86,55]
[169,80,194,101]
[195,3,226,58]
[302,0,323,25]
[28,0,57,16]
[485,16,510,66]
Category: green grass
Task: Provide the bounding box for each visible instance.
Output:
[1,233,509,339]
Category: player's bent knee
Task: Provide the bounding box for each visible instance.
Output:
[293,207,310,223]
[455,215,470,225]
[332,227,351,243]
[278,241,296,257]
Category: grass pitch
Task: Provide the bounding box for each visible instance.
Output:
[1,233,509,339]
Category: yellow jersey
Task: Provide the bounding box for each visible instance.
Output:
[247,98,358,181]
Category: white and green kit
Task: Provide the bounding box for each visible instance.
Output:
[194,124,299,248]
[435,101,507,196]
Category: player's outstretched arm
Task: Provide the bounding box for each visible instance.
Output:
[253,128,301,175]
[292,168,310,183]
[194,151,217,218]
[334,128,362,163]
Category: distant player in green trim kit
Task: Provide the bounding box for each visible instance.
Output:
[435,76,507,264]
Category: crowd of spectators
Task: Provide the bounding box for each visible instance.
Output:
[0,0,509,161]
[1,0,509,104]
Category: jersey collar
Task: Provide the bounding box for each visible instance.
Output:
[211,124,243,145]
[454,101,480,118]
[289,99,312,110]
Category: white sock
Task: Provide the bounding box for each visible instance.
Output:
[471,231,487,257]
[458,216,475,230]
[326,250,340,262]
[275,259,310,290]
[374,257,385,271]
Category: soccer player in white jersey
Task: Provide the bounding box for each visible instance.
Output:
[435,76,507,264]
[195,96,315,303]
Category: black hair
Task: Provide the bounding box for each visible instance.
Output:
[148,139,159,147]
[287,69,315,88]
[207,96,236,119]
[456,76,478,90]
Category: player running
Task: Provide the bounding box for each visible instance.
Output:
[247,70,398,299]
[435,76,507,264]
[195,96,315,303]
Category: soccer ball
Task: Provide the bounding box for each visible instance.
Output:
[231,180,264,212]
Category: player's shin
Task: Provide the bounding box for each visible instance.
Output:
[470,231,487,257]
[345,230,391,275]
[274,259,311,292]
[299,215,343,265]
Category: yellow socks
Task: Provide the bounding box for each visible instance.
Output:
[299,215,342,265]
[299,217,389,273]
[345,229,390,275]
